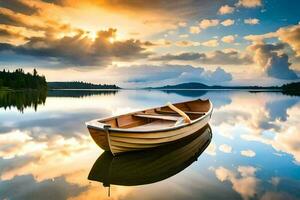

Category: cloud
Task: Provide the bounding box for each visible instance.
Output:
[175,40,200,47]
[205,67,233,82]
[202,39,219,47]
[244,32,277,43]
[222,35,235,43]
[241,103,300,164]
[244,18,260,25]
[189,26,201,34]
[150,49,253,65]
[0,175,86,200]
[215,166,259,200]
[199,19,219,29]
[248,43,298,80]
[0,0,39,15]
[221,19,235,26]
[101,64,232,87]
[219,144,232,153]
[218,5,235,15]
[236,0,262,8]
[245,24,300,58]
[179,34,189,38]
[241,149,256,157]
[178,21,187,27]
[151,52,202,61]
[0,28,152,66]
[277,24,300,57]
[44,0,228,20]
[205,142,217,156]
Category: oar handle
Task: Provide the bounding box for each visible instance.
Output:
[167,102,191,124]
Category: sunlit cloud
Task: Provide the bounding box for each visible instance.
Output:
[0,0,299,85]
[199,19,219,29]
[221,19,235,27]
[175,40,200,47]
[236,0,262,8]
[189,26,201,34]
[219,144,232,153]
[218,5,235,15]
[221,35,235,43]
[202,39,219,47]
[248,42,298,80]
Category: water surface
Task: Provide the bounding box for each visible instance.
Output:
[0,89,299,200]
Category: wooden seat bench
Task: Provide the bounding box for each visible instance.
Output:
[134,114,182,121]
[155,109,206,115]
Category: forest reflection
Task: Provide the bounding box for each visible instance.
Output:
[0,90,119,112]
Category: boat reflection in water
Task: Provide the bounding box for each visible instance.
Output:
[88,125,212,191]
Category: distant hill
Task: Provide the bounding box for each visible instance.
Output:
[154,82,209,89]
[48,81,120,89]
[148,82,279,90]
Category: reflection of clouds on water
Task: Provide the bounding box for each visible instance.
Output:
[202,90,233,109]
[219,144,232,153]
[205,142,217,156]
[214,166,259,200]
[0,175,86,200]
[0,129,99,181]
[266,98,298,122]
[211,92,300,164]
[0,112,104,138]
[0,90,299,199]
[241,104,300,164]
[241,150,256,157]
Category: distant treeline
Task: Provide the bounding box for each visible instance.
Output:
[282,82,300,95]
[0,68,47,90]
[48,81,120,89]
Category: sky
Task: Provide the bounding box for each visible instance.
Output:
[0,0,300,87]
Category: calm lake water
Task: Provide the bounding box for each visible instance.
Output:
[0,89,300,200]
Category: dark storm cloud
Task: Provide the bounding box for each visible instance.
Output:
[0,12,25,27]
[0,28,152,66]
[0,0,38,15]
[150,50,253,65]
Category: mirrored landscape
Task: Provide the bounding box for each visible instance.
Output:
[0,89,299,200]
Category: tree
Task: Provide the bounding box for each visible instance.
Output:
[33,68,38,76]
[0,68,47,90]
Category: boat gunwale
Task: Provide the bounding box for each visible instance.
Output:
[86,98,213,133]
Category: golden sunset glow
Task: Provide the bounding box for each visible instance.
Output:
[0,0,297,87]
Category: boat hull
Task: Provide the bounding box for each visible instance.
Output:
[87,107,212,155]
[88,125,212,186]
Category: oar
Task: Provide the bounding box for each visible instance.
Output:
[167,102,191,124]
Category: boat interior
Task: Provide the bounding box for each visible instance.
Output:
[99,99,211,131]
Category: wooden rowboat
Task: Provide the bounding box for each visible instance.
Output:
[86,98,213,155]
[88,125,212,187]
